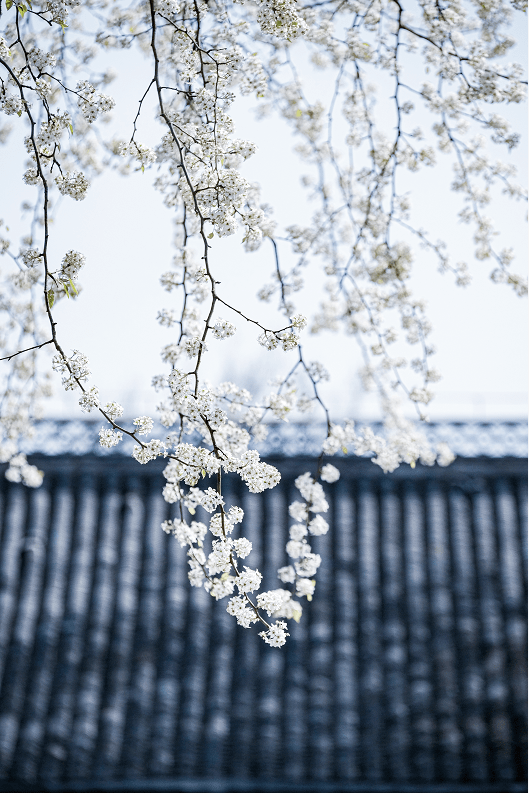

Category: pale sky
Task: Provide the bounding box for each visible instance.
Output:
[1,26,527,423]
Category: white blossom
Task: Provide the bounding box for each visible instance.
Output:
[99,428,123,448]
[236,566,263,593]
[133,415,154,435]
[296,578,316,599]
[278,565,296,583]
[232,537,252,558]
[103,401,124,420]
[79,386,99,413]
[132,439,166,464]
[320,464,340,483]
[259,620,289,648]
[212,318,236,339]
[308,515,329,536]
[227,596,259,628]
[55,172,90,201]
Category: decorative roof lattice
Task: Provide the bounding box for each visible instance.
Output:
[19,419,528,458]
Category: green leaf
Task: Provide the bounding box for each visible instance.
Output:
[68,278,78,295]
[295,109,302,117]
[68,123,73,135]
[18,3,27,16]
[187,506,195,515]
[207,232,214,239]
[6,0,13,10]
[63,283,70,299]
[47,289,54,308]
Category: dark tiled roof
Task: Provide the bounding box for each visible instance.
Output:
[0,454,526,793]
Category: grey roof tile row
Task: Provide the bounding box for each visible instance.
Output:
[0,455,526,792]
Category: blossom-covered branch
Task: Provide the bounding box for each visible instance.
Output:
[0,0,526,645]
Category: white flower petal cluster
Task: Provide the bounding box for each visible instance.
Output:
[295,552,321,578]
[320,464,340,483]
[257,0,308,40]
[55,172,90,201]
[236,450,281,493]
[232,537,252,558]
[206,576,237,600]
[155,0,181,16]
[323,408,456,473]
[286,538,311,559]
[118,141,157,167]
[207,538,235,575]
[227,596,259,628]
[4,453,43,488]
[79,386,100,413]
[52,349,90,391]
[212,318,236,339]
[256,589,290,616]
[235,566,262,593]
[103,401,124,420]
[209,505,244,536]
[294,472,329,513]
[194,486,224,513]
[308,515,329,536]
[278,565,296,583]
[259,620,289,648]
[0,37,12,60]
[289,523,307,541]
[132,439,166,464]
[99,428,123,448]
[164,444,220,487]
[188,548,206,587]
[133,415,154,435]
[76,81,115,123]
[27,47,56,72]
[268,392,296,421]
[322,421,357,455]
[0,92,24,116]
[58,250,86,283]
[295,578,316,599]
[32,112,72,155]
[162,518,207,546]
[183,336,207,358]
